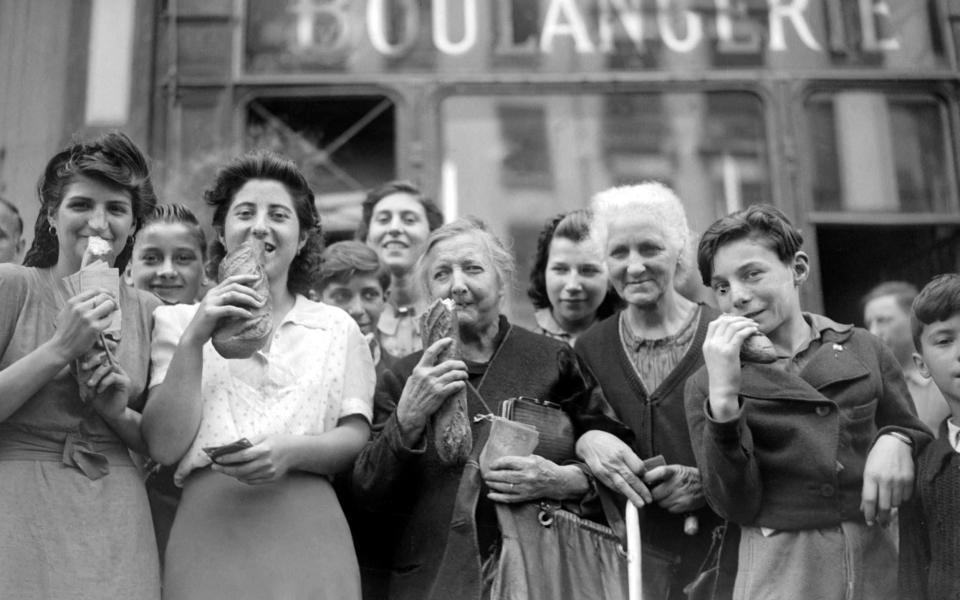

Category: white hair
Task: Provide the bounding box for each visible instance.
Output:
[590,182,696,278]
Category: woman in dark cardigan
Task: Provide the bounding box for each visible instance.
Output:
[575,182,724,600]
[352,217,628,600]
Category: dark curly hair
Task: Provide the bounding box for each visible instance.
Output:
[355,180,444,242]
[527,209,621,320]
[23,131,157,271]
[204,151,322,297]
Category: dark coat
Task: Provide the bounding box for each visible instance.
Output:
[685,318,931,530]
[351,319,628,600]
[575,306,725,600]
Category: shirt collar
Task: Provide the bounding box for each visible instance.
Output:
[377,301,423,336]
[534,308,571,340]
[280,295,329,330]
[947,419,960,454]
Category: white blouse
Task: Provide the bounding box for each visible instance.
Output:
[149,295,375,485]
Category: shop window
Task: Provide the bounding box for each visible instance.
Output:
[245,95,396,234]
[805,90,954,213]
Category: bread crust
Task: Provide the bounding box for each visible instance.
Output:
[211,240,273,359]
[420,298,473,465]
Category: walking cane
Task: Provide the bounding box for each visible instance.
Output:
[626,501,642,600]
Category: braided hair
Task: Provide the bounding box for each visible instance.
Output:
[23,131,157,271]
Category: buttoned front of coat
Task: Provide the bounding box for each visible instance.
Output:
[686,324,931,531]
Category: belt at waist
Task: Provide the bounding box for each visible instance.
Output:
[0,426,132,480]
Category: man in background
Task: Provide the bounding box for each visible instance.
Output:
[0,197,24,264]
[863,281,950,435]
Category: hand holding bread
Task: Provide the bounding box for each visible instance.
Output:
[182,241,269,353]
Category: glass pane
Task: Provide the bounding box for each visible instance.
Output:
[245,96,396,235]
[441,90,769,325]
[805,91,952,213]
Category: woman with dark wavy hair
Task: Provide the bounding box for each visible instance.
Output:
[527,209,619,346]
[0,131,161,598]
[144,151,374,600]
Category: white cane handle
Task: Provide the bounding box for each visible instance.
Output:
[626,501,641,600]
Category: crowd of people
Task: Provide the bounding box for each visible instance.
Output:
[0,130,955,600]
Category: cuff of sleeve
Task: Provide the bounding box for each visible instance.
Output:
[383,412,427,457]
[877,426,927,456]
[562,461,598,515]
[704,398,745,447]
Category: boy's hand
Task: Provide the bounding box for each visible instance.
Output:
[702,315,758,420]
[861,433,915,526]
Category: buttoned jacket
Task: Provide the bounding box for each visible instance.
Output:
[685,318,931,530]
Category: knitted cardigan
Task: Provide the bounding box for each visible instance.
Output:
[899,426,960,600]
[575,305,724,600]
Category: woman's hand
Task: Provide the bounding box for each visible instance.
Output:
[484,455,588,503]
[77,338,131,421]
[643,464,706,513]
[575,429,651,507]
[861,433,915,526]
[702,315,757,421]
[211,434,296,485]
[182,274,265,346]
[395,338,468,445]
[50,288,117,363]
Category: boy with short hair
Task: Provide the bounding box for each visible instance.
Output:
[314,240,392,372]
[685,204,931,599]
[899,273,960,600]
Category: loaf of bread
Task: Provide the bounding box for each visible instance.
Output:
[211,240,272,359]
[740,332,778,364]
[420,298,472,465]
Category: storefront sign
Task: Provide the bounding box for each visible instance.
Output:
[244,0,941,73]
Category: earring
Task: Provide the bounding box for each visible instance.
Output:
[48,223,56,235]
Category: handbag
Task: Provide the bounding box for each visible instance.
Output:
[499,396,575,464]
[487,396,675,600]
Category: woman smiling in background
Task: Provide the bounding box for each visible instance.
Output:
[357,180,443,359]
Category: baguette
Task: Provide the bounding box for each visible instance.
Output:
[211,240,272,359]
[740,332,778,364]
[420,298,472,465]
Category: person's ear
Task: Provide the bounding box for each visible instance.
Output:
[913,352,931,379]
[123,265,134,287]
[791,252,809,286]
[14,237,25,259]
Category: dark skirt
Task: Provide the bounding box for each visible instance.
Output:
[163,468,360,600]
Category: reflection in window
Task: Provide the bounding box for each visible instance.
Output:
[806,91,952,213]
[442,90,769,326]
[443,91,769,241]
[498,104,552,189]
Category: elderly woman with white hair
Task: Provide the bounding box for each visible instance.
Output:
[352,217,629,600]
[574,182,726,600]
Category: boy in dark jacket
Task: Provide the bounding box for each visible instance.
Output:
[685,204,931,599]
[899,273,960,600]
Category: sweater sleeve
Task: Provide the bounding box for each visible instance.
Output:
[351,360,426,511]
[684,372,762,524]
[898,491,930,600]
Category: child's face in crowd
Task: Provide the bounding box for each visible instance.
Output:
[125,222,205,304]
[709,236,805,341]
[915,314,960,403]
[320,274,386,336]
